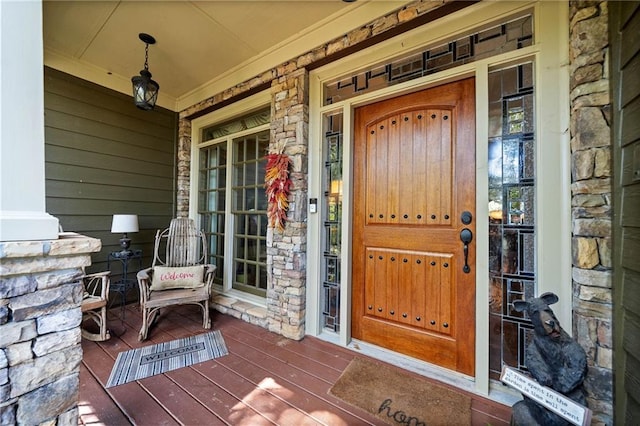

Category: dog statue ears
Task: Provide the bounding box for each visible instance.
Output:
[513,292,559,313]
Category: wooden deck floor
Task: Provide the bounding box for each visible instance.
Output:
[79,304,512,425]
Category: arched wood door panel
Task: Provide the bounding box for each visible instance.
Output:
[352,78,476,376]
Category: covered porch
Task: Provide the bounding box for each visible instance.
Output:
[1,0,631,423]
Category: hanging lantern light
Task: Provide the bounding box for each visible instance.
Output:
[131,33,159,110]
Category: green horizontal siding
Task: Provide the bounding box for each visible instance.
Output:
[46,127,173,162]
[44,67,178,274]
[46,162,173,189]
[45,109,172,152]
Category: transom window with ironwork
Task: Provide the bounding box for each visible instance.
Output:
[323,14,532,105]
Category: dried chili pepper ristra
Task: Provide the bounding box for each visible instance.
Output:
[265,153,291,232]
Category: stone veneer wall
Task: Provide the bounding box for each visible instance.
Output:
[569,1,613,424]
[173,0,614,421]
[0,234,101,424]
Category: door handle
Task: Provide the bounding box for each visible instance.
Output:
[460,228,473,273]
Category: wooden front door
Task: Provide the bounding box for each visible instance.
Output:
[352,78,476,376]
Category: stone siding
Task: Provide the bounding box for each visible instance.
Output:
[266,69,309,339]
[569,1,613,424]
[0,234,101,424]
[212,295,268,329]
[177,118,192,218]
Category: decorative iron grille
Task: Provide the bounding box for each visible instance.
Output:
[488,62,536,380]
[322,112,343,331]
[323,14,532,105]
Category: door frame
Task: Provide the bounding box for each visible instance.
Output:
[306,0,570,397]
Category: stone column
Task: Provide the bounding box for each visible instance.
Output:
[0,0,59,241]
[0,234,101,424]
[569,1,612,423]
[266,67,309,340]
[177,118,192,218]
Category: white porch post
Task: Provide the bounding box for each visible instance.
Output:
[0,0,59,241]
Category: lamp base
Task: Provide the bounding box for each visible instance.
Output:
[119,234,131,254]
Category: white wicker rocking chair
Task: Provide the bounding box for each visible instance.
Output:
[136,218,216,341]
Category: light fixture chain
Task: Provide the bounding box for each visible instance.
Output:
[144,43,149,71]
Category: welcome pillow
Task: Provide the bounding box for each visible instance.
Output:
[150,265,205,290]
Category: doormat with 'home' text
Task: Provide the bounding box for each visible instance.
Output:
[329,357,471,426]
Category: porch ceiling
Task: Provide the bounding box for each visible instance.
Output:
[42,0,410,112]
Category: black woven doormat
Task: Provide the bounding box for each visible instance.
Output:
[106,330,228,388]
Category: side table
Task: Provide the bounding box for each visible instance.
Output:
[108,249,142,319]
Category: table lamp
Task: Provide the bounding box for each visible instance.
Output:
[111,214,139,253]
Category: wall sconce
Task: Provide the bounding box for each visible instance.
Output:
[111,214,139,253]
[131,33,159,110]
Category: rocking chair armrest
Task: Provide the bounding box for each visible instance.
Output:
[83,271,111,298]
[137,267,153,301]
[203,264,217,291]
[204,264,217,276]
[85,271,111,278]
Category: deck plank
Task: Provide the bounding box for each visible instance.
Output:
[136,375,228,426]
[165,309,386,424]
[99,312,230,425]
[78,363,131,425]
[165,367,275,426]
[82,339,180,425]
[215,319,352,375]
[214,346,385,426]
[219,325,343,383]
[78,304,513,426]
[191,359,323,426]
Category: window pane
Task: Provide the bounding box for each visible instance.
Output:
[199,109,268,293]
[322,111,344,332]
[232,130,269,297]
[488,62,536,380]
[198,143,227,283]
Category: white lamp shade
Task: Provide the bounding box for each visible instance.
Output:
[111,215,139,233]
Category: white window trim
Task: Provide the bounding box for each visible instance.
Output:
[307,0,569,400]
[190,90,271,308]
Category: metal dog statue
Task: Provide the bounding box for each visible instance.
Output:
[511,292,588,426]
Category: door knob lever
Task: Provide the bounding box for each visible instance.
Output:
[460,228,473,273]
[461,211,473,225]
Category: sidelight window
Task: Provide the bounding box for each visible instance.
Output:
[487,62,536,380]
[322,111,344,331]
